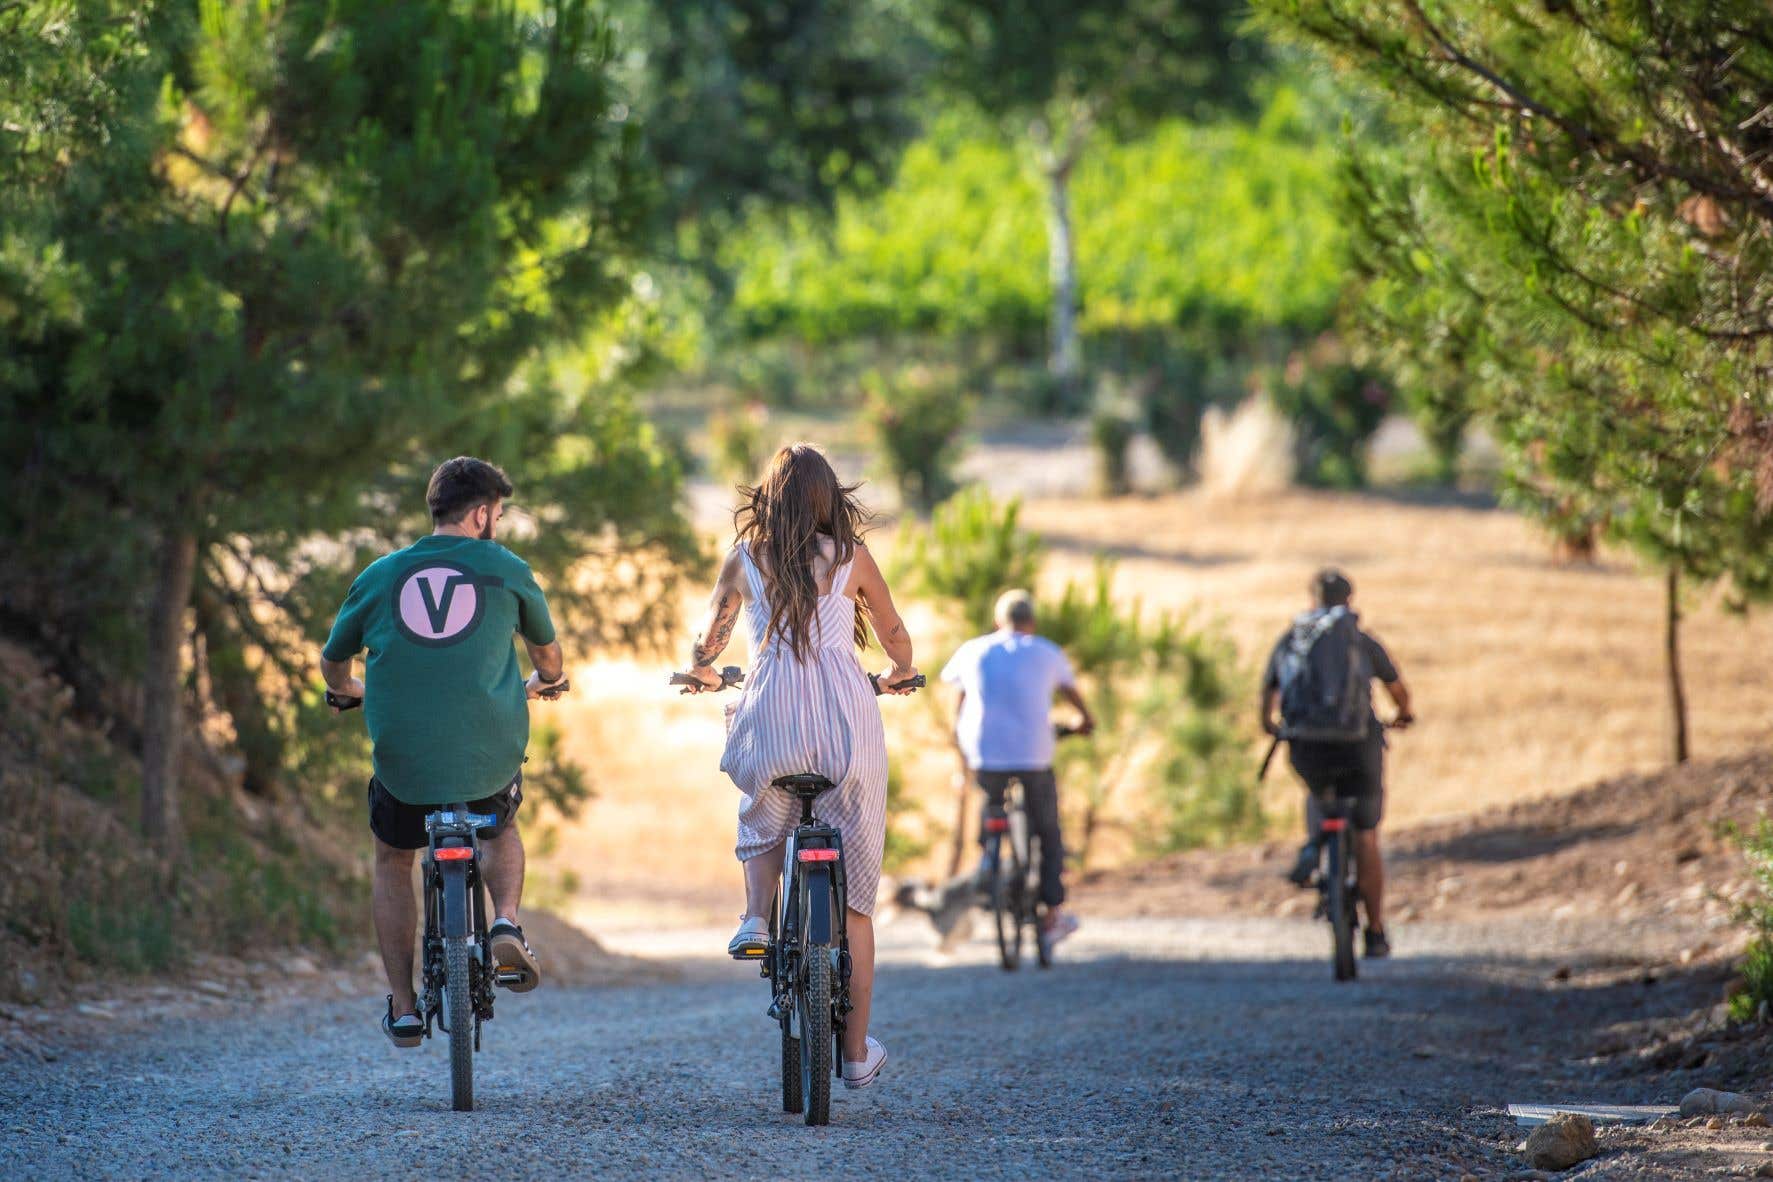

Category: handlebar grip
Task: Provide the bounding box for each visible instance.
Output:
[537,678,570,700]
[869,672,926,695]
[326,690,363,712]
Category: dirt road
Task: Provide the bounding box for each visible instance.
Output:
[0,912,1736,1180]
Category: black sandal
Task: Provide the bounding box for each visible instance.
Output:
[382,995,423,1048]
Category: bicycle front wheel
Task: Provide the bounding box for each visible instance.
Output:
[445,937,475,1109]
[799,948,834,1126]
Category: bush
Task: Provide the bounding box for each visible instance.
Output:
[708,401,769,485]
[1726,817,1773,1023]
[863,365,973,514]
[1264,344,1392,488]
[1091,398,1137,497]
[893,488,1044,634]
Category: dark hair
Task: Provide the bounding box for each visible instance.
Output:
[734,443,872,660]
[1312,567,1353,607]
[427,456,513,525]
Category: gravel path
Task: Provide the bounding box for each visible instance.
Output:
[0,915,1697,1180]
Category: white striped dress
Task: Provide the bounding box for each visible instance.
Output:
[720,540,890,916]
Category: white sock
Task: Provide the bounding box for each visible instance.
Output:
[495,915,517,931]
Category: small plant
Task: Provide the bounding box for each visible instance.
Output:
[1264,347,1391,489]
[1724,817,1773,1023]
[862,365,972,514]
[1091,406,1137,497]
[893,488,1044,634]
[709,400,769,485]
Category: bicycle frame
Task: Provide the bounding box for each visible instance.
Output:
[421,807,499,1041]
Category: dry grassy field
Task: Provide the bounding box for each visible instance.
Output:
[544,484,1773,929]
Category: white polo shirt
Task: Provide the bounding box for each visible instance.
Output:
[940,630,1076,771]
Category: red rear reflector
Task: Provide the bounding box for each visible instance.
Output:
[984,818,1010,833]
[434,847,474,861]
[1319,819,1347,833]
[797,848,839,863]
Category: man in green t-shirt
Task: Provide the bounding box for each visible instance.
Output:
[320,456,568,1048]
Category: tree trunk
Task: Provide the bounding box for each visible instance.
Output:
[1043,161,1081,398]
[195,580,283,797]
[141,526,198,847]
[1665,564,1689,765]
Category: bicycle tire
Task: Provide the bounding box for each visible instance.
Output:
[992,841,1024,972]
[1328,833,1357,982]
[773,896,803,1114]
[445,936,475,1109]
[799,948,833,1126]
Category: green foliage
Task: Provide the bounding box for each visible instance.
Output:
[893,489,1045,633]
[1090,404,1136,496]
[1726,817,1773,1023]
[1043,565,1259,861]
[0,0,697,806]
[724,100,1346,345]
[708,401,769,485]
[1263,0,1773,596]
[862,365,974,514]
[1265,353,1392,489]
[882,763,932,874]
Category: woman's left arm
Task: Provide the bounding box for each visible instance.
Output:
[851,543,918,691]
[680,547,745,691]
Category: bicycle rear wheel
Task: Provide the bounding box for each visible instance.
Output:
[445,936,475,1109]
[799,948,833,1125]
[992,835,1026,972]
[773,897,803,1114]
[1327,832,1357,982]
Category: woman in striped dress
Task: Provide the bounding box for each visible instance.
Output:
[677,443,918,1090]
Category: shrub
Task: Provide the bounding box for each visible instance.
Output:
[708,401,769,485]
[1264,346,1392,488]
[863,365,973,514]
[1725,817,1773,1023]
[1091,405,1137,497]
[893,488,1044,634]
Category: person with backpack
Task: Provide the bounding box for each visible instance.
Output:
[1259,568,1413,958]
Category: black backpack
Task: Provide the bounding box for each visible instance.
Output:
[1274,607,1372,742]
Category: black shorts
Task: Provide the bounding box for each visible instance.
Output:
[367,774,523,851]
[1289,737,1384,832]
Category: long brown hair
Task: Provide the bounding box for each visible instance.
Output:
[734,443,872,659]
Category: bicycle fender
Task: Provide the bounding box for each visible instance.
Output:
[802,868,834,946]
[439,860,473,939]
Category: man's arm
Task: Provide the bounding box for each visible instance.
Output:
[1058,684,1096,735]
[319,655,364,711]
[1259,686,1281,736]
[1381,677,1414,727]
[521,641,563,687]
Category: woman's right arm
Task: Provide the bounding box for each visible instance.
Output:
[680,547,745,690]
[851,542,918,690]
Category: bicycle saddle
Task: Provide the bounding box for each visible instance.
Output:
[772,773,836,797]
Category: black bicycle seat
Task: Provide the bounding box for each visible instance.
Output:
[772,773,836,797]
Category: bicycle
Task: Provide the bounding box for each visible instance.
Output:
[669,663,924,1125]
[328,677,569,1110]
[1260,716,1403,984]
[977,721,1085,973]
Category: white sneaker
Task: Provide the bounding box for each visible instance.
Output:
[1042,910,1079,946]
[727,915,770,959]
[842,1036,887,1090]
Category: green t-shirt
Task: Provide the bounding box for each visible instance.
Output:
[323,535,557,806]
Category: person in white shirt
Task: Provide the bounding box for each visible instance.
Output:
[940,590,1096,948]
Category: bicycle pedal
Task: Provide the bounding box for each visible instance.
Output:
[730,943,770,960]
[494,968,527,986]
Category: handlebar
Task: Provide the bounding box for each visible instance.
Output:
[326,690,363,712]
[867,672,926,695]
[327,676,573,713]
[535,677,571,701]
[669,666,924,696]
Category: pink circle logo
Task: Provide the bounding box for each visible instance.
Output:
[392,562,487,647]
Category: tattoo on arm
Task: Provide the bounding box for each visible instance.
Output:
[692,590,740,666]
